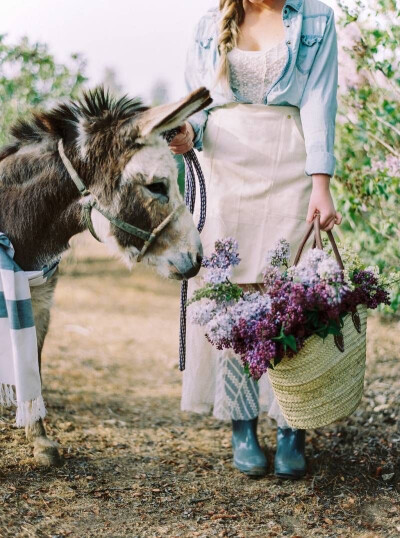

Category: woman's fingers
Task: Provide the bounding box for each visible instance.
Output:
[321,217,335,231]
[169,123,194,146]
[322,212,343,231]
[170,145,191,153]
[169,141,193,155]
[171,133,190,146]
[306,203,316,223]
[170,138,191,149]
[169,124,194,154]
[320,212,343,231]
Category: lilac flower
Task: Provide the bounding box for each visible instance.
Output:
[190,236,392,380]
[234,292,272,322]
[292,249,329,284]
[202,238,240,270]
[188,299,217,326]
[206,309,236,347]
[201,238,241,284]
[203,267,231,285]
[245,340,278,379]
[200,292,272,348]
[265,239,291,268]
[317,257,343,281]
[263,265,282,287]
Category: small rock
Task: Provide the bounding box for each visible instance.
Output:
[375,394,387,405]
[59,421,75,432]
[382,473,394,481]
[373,404,390,412]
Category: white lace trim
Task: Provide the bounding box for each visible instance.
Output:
[228,41,287,103]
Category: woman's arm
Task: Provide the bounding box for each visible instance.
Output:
[300,9,341,230]
[300,8,338,177]
[307,174,342,231]
[169,17,211,154]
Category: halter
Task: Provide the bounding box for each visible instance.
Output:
[58,139,184,262]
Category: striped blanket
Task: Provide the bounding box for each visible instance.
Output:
[0,233,59,427]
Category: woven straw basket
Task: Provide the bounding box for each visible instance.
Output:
[268,304,367,429]
[268,218,368,429]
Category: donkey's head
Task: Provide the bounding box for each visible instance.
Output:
[12,87,211,279]
[76,88,212,279]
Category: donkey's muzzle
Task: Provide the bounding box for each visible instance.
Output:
[183,252,203,279]
[168,251,203,280]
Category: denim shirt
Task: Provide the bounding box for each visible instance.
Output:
[185,0,338,177]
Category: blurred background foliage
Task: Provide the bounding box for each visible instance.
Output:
[0,0,398,314]
[0,34,86,147]
[334,0,400,315]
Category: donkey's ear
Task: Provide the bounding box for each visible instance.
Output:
[137,87,212,139]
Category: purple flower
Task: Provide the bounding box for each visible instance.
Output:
[263,265,282,287]
[202,238,241,271]
[190,236,392,380]
[203,267,231,285]
[265,239,291,268]
[188,299,217,326]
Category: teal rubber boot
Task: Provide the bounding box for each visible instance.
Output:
[232,418,268,477]
[274,427,306,479]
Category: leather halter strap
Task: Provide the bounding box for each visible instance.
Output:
[58,139,184,262]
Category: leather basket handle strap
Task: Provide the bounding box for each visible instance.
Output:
[293,220,315,266]
[326,230,345,271]
[293,215,345,270]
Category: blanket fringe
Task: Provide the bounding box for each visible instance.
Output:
[1,384,46,427]
[0,383,17,407]
[15,396,47,428]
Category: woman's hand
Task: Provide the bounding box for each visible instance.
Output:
[169,122,195,155]
[306,174,342,231]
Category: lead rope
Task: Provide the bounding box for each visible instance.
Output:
[164,128,207,371]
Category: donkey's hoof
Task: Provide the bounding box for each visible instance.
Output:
[33,437,63,466]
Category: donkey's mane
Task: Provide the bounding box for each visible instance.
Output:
[8,87,149,148]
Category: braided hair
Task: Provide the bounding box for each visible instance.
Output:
[216,0,245,87]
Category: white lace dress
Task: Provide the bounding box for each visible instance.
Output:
[182,41,292,428]
[228,41,287,103]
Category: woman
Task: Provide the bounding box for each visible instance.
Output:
[170,0,342,479]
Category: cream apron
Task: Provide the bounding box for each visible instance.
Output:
[181,103,312,424]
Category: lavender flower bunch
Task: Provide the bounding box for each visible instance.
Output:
[189,237,392,380]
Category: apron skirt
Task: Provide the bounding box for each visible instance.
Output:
[181,103,312,423]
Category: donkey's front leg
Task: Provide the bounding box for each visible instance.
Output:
[27,276,62,466]
[25,417,62,467]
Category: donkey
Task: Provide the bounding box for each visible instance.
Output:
[0,86,211,466]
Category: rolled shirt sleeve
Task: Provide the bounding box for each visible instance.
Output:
[186,109,208,152]
[299,9,338,177]
[184,25,210,152]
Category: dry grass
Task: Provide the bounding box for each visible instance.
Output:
[0,235,399,537]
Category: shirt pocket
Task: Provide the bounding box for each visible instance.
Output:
[296,34,323,75]
[192,37,214,78]
[197,37,214,50]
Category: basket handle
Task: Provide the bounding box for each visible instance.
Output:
[293,215,345,271]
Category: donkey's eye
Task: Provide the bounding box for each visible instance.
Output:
[146,182,168,198]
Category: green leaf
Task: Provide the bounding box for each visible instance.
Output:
[282,334,297,352]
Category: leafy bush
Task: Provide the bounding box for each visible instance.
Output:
[0,34,86,146]
[334,0,400,315]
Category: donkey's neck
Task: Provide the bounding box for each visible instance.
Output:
[0,148,88,270]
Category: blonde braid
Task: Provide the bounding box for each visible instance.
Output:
[216,0,245,88]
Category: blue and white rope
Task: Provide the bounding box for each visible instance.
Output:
[164,129,207,371]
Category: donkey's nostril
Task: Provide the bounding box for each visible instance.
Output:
[180,252,202,279]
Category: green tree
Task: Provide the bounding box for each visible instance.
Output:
[335,0,400,314]
[0,34,86,146]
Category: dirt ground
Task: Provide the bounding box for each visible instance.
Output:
[0,235,399,538]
